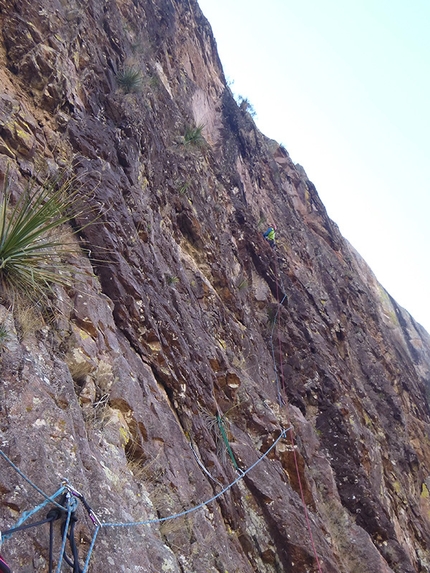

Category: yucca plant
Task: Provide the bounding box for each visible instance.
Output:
[166,274,179,285]
[0,172,84,302]
[200,406,241,471]
[116,66,144,94]
[0,323,9,349]
[183,123,206,147]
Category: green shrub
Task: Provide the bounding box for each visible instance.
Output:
[178,181,191,196]
[182,124,206,147]
[166,274,179,285]
[0,171,84,302]
[0,324,8,348]
[116,66,144,94]
[148,75,159,89]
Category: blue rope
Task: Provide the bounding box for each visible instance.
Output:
[0,450,65,511]
[1,486,65,541]
[102,426,290,528]
[0,425,291,571]
[55,495,76,573]
[81,526,100,573]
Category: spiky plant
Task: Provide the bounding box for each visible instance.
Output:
[116,66,144,94]
[183,124,206,147]
[178,180,191,196]
[166,274,179,285]
[0,172,84,302]
[0,324,8,349]
[199,406,241,470]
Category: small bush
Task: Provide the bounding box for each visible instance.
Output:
[82,393,111,430]
[148,75,159,89]
[14,303,45,340]
[116,66,144,94]
[257,215,267,230]
[182,124,206,148]
[166,274,179,285]
[266,304,278,326]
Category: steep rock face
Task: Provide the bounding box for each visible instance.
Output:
[1,1,430,572]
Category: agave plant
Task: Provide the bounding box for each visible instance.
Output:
[0,172,83,301]
[116,66,144,94]
[0,323,9,348]
[182,123,206,148]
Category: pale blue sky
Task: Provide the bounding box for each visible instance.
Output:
[198,0,430,332]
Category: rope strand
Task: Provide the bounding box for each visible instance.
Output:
[189,443,223,487]
[0,428,290,571]
[55,496,75,573]
[1,487,65,542]
[102,427,289,528]
[0,238,325,572]
[273,252,323,573]
[81,526,100,573]
[0,450,66,511]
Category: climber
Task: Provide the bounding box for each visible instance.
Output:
[263,225,276,248]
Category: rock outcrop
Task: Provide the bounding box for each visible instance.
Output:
[1,0,430,572]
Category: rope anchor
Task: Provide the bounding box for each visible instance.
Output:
[61,479,102,527]
[0,426,292,571]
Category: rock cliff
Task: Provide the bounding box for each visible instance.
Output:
[1,0,430,572]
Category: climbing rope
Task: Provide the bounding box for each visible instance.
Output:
[269,291,288,406]
[271,250,323,573]
[0,234,325,571]
[1,486,66,542]
[102,426,288,528]
[0,427,290,571]
[0,450,65,512]
[55,496,76,573]
[0,490,81,573]
[0,448,105,572]
[0,553,10,573]
[189,442,223,487]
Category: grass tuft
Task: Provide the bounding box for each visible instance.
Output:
[266,304,278,326]
[178,181,191,196]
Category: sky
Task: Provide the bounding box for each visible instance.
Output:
[197,0,430,333]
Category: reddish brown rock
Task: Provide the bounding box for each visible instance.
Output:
[0,0,430,572]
